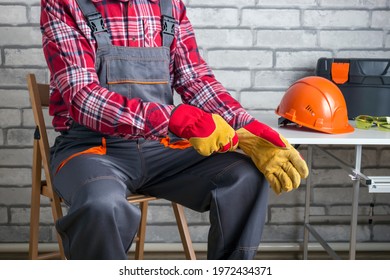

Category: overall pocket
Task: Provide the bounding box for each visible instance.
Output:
[106,51,173,104]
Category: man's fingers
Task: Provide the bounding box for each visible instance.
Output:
[266,173,282,195]
[282,162,301,189]
[289,151,309,178]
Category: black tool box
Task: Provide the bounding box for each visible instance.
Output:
[316,58,390,119]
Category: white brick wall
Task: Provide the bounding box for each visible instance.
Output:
[0,0,390,248]
[0,6,28,25]
[5,49,46,66]
[208,50,273,68]
[256,30,318,48]
[0,27,42,46]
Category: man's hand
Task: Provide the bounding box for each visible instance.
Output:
[168,104,238,156]
[237,120,309,194]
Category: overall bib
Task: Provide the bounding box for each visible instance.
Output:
[51,0,269,260]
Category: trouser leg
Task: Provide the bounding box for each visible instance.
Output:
[207,159,269,259]
[140,146,269,260]
[51,136,269,260]
[52,155,140,260]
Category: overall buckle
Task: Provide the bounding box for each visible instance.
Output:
[162,15,175,36]
[87,12,107,34]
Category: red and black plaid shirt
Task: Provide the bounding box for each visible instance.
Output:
[41,0,253,140]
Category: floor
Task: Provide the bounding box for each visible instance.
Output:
[2,251,390,260]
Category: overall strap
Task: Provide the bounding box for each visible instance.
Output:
[160,0,175,48]
[75,0,111,47]
[75,0,175,48]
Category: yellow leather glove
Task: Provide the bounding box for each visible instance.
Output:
[237,120,309,194]
[169,104,238,156]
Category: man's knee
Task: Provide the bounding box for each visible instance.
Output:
[69,179,141,223]
[226,157,269,194]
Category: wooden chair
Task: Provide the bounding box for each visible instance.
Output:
[26,73,196,260]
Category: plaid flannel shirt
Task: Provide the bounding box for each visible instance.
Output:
[41,0,254,140]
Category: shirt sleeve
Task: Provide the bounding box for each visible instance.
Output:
[41,0,174,139]
[171,2,254,130]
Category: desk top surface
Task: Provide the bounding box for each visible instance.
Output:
[254,113,390,145]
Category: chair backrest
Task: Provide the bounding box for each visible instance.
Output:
[26,74,64,257]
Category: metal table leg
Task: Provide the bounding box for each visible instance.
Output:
[303,145,313,260]
[349,145,362,260]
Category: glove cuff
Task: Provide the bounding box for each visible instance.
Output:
[169,104,215,139]
[241,120,286,148]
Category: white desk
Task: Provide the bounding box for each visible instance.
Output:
[256,113,390,260]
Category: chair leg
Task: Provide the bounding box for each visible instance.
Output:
[29,141,43,260]
[29,182,41,260]
[135,201,149,260]
[49,197,66,259]
[172,202,196,260]
[30,141,66,260]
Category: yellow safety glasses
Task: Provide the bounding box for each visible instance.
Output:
[355,115,390,131]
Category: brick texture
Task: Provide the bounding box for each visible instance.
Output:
[0,0,389,249]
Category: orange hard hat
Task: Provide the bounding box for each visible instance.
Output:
[275,76,354,134]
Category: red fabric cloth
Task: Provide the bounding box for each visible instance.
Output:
[41,0,254,140]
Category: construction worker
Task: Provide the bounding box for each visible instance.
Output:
[40,0,309,260]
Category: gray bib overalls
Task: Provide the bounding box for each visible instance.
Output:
[51,0,269,260]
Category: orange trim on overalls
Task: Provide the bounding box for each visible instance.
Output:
[331,62,350,84]
[56,137,107,174]
[159,136,192,149]
[107,80,169,85]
